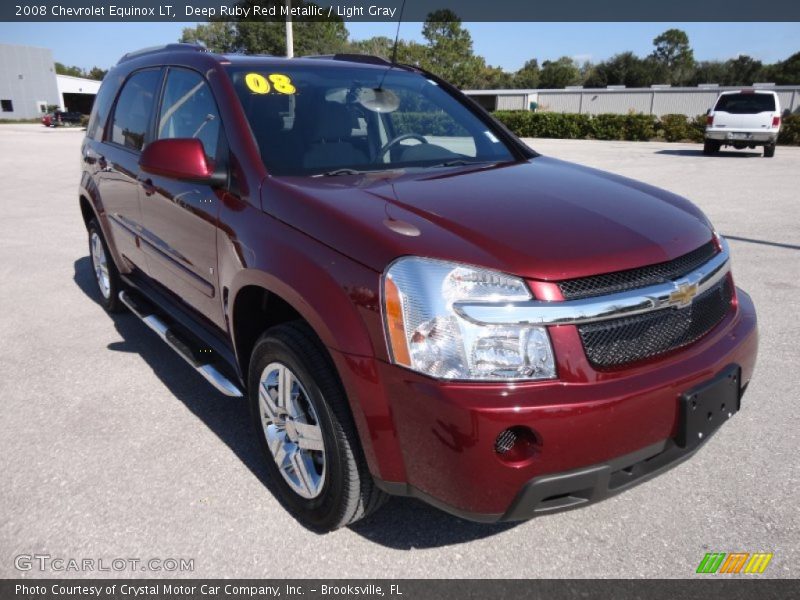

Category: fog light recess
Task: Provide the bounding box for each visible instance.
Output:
[494,426,539,463]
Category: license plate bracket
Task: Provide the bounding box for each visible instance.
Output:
[677,365,741,449]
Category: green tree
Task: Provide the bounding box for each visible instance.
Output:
[651,28,695,85]
[475,63,514,89]
[538,57,581,89]
[584,52,660,88]
[763,52,800,85]
[87,67,108,81]
[724,55,764,86]
[55,62,85,78]
[418,9,484,88]
[512,59,540,89]
[180,21,238,52]
[689,60,728,85]
[394,40,429,67]
[347,36,395,60]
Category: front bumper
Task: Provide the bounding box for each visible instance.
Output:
[335,289,758,521]
[705,129,777,143]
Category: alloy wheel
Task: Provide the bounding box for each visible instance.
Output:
[258,362,326,499]
[90,231,111,300]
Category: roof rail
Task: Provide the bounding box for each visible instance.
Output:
[304,53,392,66]
[118,43,208,64]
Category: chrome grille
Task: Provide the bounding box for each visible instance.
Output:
[558,241,718,300]
[577,276,734,368]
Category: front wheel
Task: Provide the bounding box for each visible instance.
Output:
[248,322,387,531]
[764,144,776,158]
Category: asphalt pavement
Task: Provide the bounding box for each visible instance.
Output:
[0,124,797,578]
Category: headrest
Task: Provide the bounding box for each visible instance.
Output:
[310,102,354,141]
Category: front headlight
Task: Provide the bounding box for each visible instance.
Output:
[382,257,556,381]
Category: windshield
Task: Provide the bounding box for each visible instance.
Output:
[226,63,515,175]
[714,93,776,114]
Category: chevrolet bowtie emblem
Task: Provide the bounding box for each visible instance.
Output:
[669,282,699,308]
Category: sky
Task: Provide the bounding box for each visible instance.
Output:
[0,22,798,72]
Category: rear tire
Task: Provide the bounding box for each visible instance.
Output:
[87,219,124,313]
[764,144,776,158]
[248,321,387,531]
[703,139,720,155]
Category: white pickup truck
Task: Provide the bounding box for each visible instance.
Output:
[704,89,782,157]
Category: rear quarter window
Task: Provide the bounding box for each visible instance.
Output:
[87,74,120,141]
[109,69,162,152]
[714,93,776,114]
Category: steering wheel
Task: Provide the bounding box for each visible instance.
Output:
[377,133,429,159]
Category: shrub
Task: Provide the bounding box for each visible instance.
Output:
[778,114,800,145]
[492,111,593,139]
[390,112,466,137]
[624,114,658,141]
[536,113,592,139]
[492,110,534,137]
[588,114,656,141]
[659,114,692,142]
[687,114,707,142]
[489,110,798,145]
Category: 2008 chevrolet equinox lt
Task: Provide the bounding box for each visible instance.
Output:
[79,44,758,531]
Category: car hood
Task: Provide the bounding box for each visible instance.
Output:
[264,157,714,281]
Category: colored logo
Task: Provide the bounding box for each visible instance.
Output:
[696,552,773,574]
[669,282,699,308]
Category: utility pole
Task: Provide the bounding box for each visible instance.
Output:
[285,0,294,58]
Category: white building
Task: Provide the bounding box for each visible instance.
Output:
[0,43,100,119]
[56,74,101,114]
[0,43,60,119]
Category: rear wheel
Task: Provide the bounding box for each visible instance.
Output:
[248,322,387,531]
[764,144,776,158]
[703,139,720,155]
[88,219,124,313]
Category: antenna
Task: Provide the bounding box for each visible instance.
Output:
[390,0,407,64]
[378,0,406,91]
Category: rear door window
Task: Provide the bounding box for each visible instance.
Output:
[714,93,776,114]
[109,69,161,151]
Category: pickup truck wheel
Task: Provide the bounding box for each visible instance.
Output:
[87,219,124,313]
[764,144,776,158]
[249,322,387,531]
[703,140,720,155]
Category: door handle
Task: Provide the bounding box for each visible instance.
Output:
[83,149,107,169]
[138,177,156,196]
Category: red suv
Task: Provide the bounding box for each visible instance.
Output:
[79,44,758,531]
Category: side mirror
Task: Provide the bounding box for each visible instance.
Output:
[706,108,711,115]
[139,138,217,183]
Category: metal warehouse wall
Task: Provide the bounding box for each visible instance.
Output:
[496,94,528,111]
[0,43,61,119]
[465,86,800,117]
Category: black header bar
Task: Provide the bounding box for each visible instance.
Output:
[4,0,800,22]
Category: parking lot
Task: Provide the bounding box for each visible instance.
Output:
[0,123,797,578]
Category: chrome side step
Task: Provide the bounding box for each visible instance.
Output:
[119,291,243,397]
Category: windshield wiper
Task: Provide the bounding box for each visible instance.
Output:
[315,168,367,177]
[426,159,494,169]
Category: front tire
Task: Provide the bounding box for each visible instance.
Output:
[87,219,124,313]
[248,322,387,531]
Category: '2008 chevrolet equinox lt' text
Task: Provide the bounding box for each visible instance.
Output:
[80,44,758,531]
